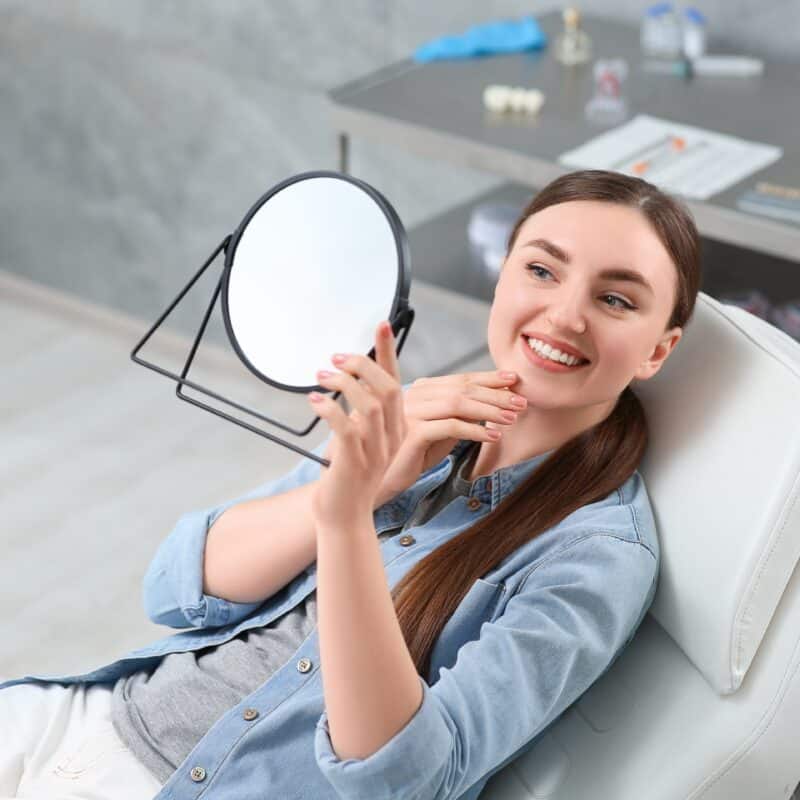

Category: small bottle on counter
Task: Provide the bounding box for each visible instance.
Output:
[641,3,683,58]
[682,7,707,60]
[554,7,592,65]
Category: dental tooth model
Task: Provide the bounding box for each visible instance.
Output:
[483,84,545,114]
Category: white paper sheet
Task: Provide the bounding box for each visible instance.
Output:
[557,114,783,200]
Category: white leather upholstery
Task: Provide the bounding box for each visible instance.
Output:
[484,291,800,799]
[639,294,800,695]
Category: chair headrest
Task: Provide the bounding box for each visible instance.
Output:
[634,292,800,695]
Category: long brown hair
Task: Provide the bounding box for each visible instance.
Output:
[389,169,702,679]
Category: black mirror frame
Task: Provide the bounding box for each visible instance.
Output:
[129,170,415,468]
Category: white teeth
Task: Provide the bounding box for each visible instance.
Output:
[526,337,585,366]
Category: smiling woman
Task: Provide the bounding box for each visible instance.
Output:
[388,168,703,682]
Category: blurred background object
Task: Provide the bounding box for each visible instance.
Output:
[640,2,683,58]
[584,57,629,124]
[717,288,772,320]
[554,6,591,65]
[467,200,522,274]
[769,299,800,341]
[681,6,707,59]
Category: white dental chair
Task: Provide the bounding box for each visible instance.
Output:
[482,290,800,800]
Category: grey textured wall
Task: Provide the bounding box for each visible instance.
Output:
[1,1,797,348]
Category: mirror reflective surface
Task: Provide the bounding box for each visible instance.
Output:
[222,173,407,390]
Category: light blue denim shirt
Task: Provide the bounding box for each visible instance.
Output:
[1,385,660,800]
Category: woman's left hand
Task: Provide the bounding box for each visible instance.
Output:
[308,320,406,529]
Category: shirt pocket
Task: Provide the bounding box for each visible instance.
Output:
[429,578,506,679]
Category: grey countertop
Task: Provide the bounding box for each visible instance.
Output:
[329,10,800,263]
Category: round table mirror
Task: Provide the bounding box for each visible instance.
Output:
[221,170,412,392]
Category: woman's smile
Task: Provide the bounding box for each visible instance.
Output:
[519,334,592,373]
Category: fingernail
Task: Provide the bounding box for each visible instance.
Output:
[317,370,333,378]
[381,321,393,337]
[331,354,347,364]
[309,392,323,402]
[500,371,517,380]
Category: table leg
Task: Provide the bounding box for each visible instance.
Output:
[338,132,349,174]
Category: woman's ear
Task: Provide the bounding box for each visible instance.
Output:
[634,327,683,382]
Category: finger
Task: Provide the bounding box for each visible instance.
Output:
[409,393,522,426]
[415,370,519,389]
[373,320,405,446]
[316,368,386,460]
[308,392,366,463]
[410,381,527,415]
[413,417,504,444]
[316,368,377,421]
[333,347,398,398]
[375,320,402,383]
[464,369,520,389]
[329,343,404,449]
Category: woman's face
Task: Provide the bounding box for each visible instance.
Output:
[487,200,683,413]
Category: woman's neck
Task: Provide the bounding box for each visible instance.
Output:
[466,395,618,481]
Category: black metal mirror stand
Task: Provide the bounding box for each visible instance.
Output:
[130,236,415,467]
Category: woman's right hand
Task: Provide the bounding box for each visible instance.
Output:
[372,371,527,508]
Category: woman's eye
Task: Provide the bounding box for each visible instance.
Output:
[602,294,636,311]
[524,263,636,311]
[526,263,553,280]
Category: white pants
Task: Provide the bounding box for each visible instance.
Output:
[0,677,164,799]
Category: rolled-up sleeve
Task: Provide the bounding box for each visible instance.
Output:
[141,430,333,630]
[142,380,415,631]
[314,534,658,800]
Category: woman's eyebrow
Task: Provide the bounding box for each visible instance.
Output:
[522,237,572,263]
[521,237,654,296]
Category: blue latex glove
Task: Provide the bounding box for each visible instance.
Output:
[413,16,547,63]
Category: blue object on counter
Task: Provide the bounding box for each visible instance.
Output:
[684,7,707,24]
[645,3,674,17]
[413,16,547,63]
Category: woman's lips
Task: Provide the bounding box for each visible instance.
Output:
[520,335,591,373]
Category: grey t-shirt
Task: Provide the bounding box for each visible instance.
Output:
[111,441,481,783]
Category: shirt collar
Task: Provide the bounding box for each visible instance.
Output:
[389,439,557,519]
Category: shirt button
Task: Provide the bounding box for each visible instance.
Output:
[467,497,482,510]
[297,657,313,673]
[190,766,206,782]
[398,534,415,547]
[243,708,259,721]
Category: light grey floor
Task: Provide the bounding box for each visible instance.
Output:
[0,267,493,680]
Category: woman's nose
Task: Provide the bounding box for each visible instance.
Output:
[546,295,587,333]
